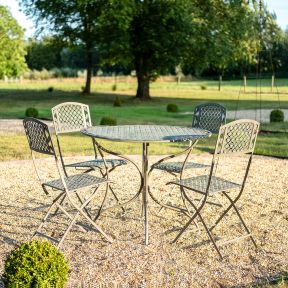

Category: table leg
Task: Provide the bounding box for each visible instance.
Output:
[142,143,149,245]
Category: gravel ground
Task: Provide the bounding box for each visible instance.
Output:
[0,154,287,287]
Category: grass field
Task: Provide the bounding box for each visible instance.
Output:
[0,78,287,160]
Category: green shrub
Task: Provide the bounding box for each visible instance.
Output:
[113,95,122,107]
[47,86,54,92]
[3,240,69,288]
[200,85,207,90]
[100,116,117,125]
[270,109,284,122]
[167,103,179,113]
[112,84,117,91]
[25,107,39,118]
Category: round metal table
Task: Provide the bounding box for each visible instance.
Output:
[81,125,211,245]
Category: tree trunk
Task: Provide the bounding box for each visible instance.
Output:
[136,74,150,100]
[218,75,222,91]
[135,55,151,100]
[83,45,92,94]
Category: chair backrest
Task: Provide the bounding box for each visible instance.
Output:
[52,102,92,134]
[23,118,55,156]
[192,103,226,134]
[214,119,259,156]
[23,118,68,188]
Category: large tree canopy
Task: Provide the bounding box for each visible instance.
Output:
[98,0,262,99]
[26,37,63,70]
[20,0,107,94]
[0,5,27,79]
[182,0,259,77]
[98,0,193,100]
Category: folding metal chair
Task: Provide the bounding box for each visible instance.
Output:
[168,119,260,258]
[23,118,113,247]
[153,103,226,175]
[51,102,127,177]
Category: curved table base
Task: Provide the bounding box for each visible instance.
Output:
[93,139,199,245]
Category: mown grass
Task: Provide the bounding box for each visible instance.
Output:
[0,78,287,160]
[0,78,287,122]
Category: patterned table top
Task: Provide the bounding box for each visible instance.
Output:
[81,125,211,143]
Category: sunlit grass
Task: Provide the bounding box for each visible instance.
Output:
[0,132,286,162]
[0,78,287,160]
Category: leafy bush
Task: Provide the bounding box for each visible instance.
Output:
[113,95,122,107]
[3,240,69,288]
[112,84,117,91]
[25,107,39,118]
[47,86,54,92]
[167,103,179,113]
[270,109,284,122]
[200,85,207,90]
[100,117,117,125]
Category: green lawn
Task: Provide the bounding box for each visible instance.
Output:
[0,78,287,160]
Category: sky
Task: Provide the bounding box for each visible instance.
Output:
[0,0,287,38]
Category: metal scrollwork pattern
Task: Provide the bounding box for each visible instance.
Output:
[23,118,55,155]
[52,102,91,134]
[215,120,260,155]
[192,103,226,134]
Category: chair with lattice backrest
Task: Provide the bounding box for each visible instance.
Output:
[52,102,127,177]
[153,103,226,175]
[23,117,113,247]
[167,119,259,258]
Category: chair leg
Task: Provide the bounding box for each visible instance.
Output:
[53,194,66,216]
[109,185,125,213]
[93,183,109,221]
[78,207,113,243]
[222,192,257,248]
[58,212,81,248]
[69,185,114,243]
[75,191,94,220]
[54,200,88,233]
[210,202,234,232]
[172,210,200,243]
[197,212,223,259]
[32,193,65,240]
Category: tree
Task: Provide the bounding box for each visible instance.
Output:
[182,0,259,88]
[98,0,193,100]
[26,37,62,70]
[0,5,27,79]
[20,0,107,94]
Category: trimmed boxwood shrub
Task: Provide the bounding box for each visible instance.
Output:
[3,240,69,287]
[167,103,179,113]
[112,84,117,91]
[270,109,284,122]
[113,95,122,107]
[100,116,117,125]
[25,107,39,118]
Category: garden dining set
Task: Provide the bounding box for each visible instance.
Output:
[23,102,260,258]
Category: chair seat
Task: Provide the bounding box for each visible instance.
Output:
[44,174,108,191]
[65,159,127,169]
[174,175,241,194]
[154,161,209,173]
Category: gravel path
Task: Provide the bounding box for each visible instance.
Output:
[0,109,287,135]
[180,109,288,123]
[0,155,287,287]
[0,119,54,134]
